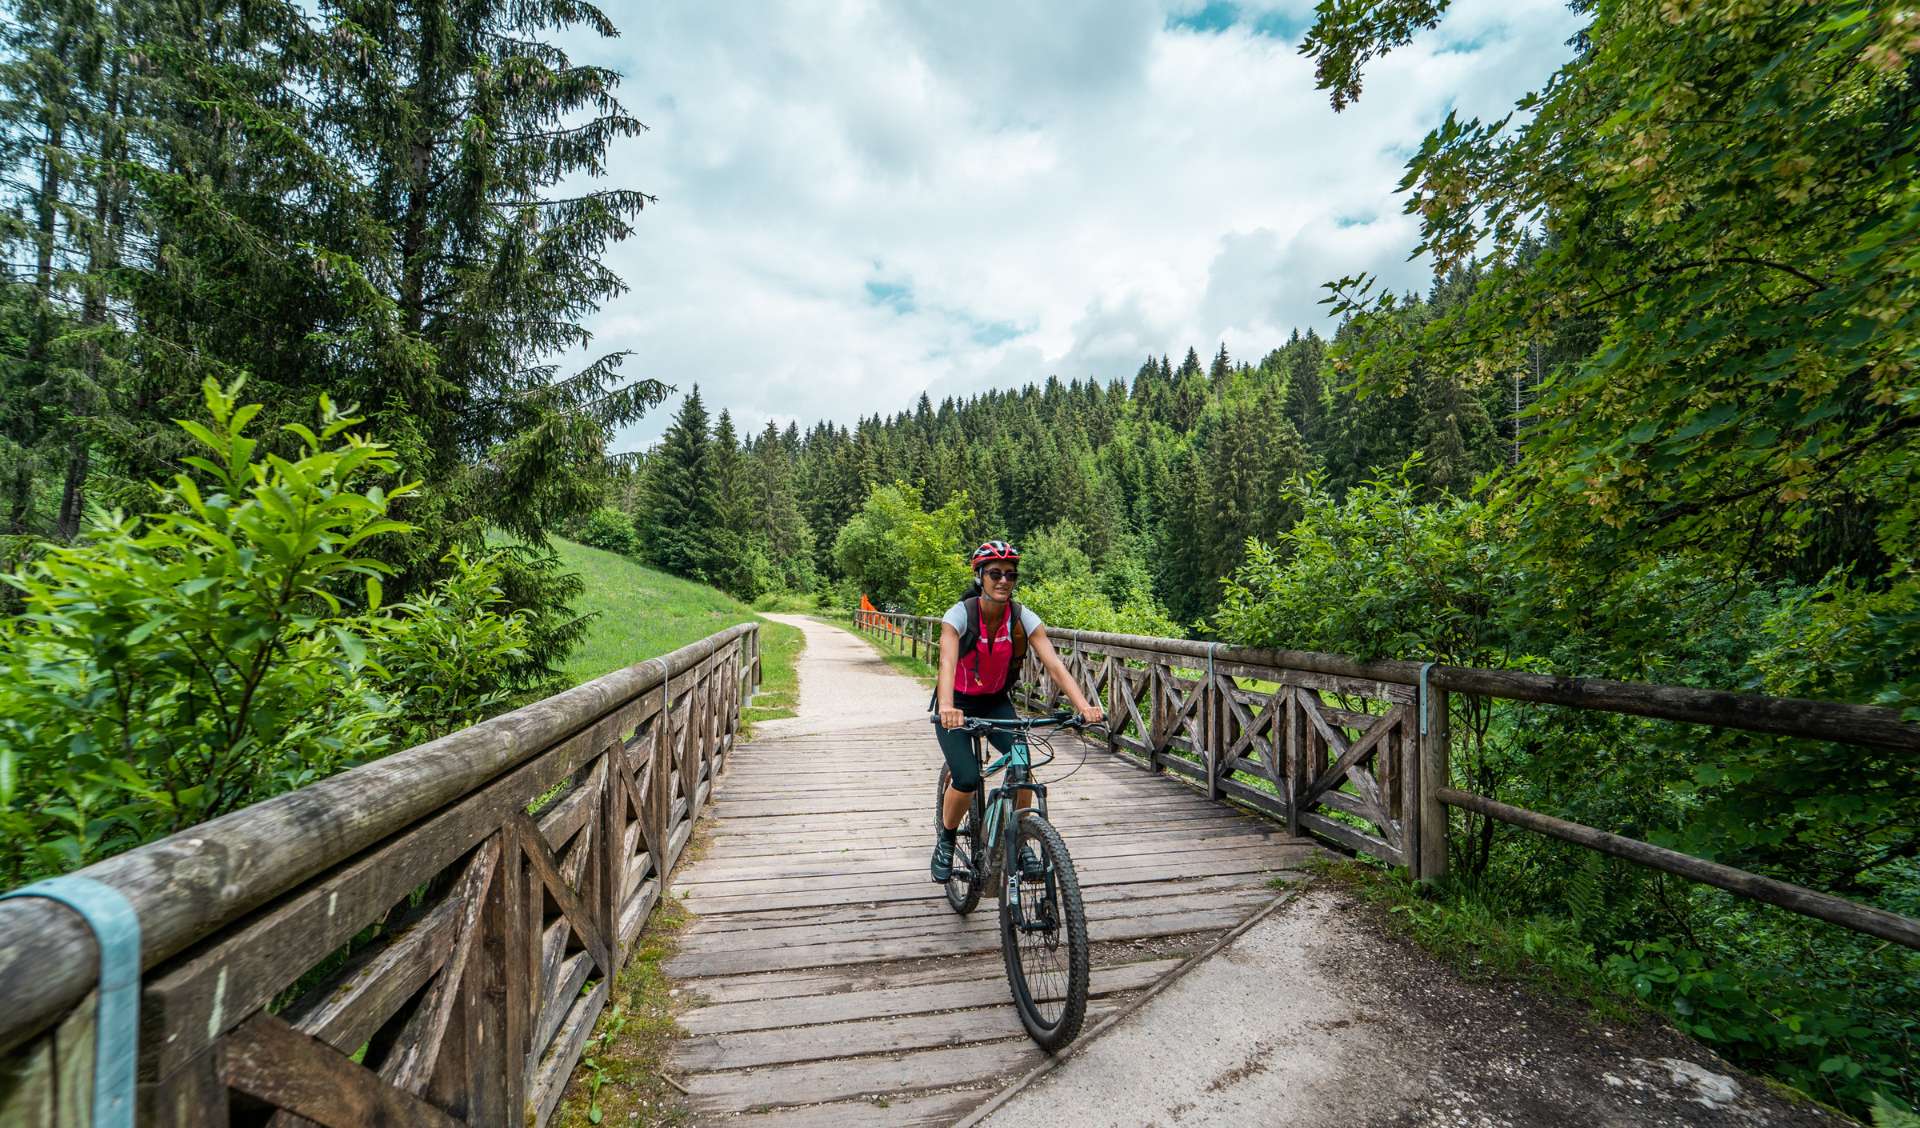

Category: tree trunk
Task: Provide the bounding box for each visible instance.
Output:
[55,446,88,540]
[6,461,34,537]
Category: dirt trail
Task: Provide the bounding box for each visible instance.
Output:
[753,612,931,738]
[977,885,1847,1128]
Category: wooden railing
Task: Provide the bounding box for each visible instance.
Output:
[850,609,1920,950]
[0,622,760,1126]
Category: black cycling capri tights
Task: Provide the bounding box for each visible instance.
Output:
[936,698,1019,793]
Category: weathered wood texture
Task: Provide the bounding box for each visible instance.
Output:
[853,610,1920,949]
[666,716,1321,1122]
[0,623,761,1127]
[857,609,1418,872]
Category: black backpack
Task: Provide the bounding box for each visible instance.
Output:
[931,597,1028,706]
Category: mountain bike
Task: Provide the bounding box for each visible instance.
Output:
[933,711,1093,1051]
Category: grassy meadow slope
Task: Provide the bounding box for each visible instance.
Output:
[547,538,800,728]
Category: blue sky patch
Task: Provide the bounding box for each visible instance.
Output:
[1167,1,1239,33]
[1167,2,1306,39]
[1249,10,1308,39]
[865,279,916,314]
[968,318,1026,346]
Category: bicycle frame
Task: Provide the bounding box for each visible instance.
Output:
[974,737,1056,931]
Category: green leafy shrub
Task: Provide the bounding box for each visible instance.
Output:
[1021,572,1181,637]
[489,539,594,702]
[1213,463,1525,668]
[1212,463,1919,1115]
[375,548,530,747]
[1021,521,1093,587]
[752,590,818,613]
[832,483,974,614]
[578,506,640,556]
[1607,923,1918,1112]
[0,381,530,886]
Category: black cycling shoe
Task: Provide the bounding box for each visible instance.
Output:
[931,837,956,883]
[1018,843,1045,879]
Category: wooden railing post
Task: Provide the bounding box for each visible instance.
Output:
[1285,688,1304,838]
[647,683,673,880]
[597,748,626,981]
[1205,670,1222,802]
[1416,684,1450,883]
[1146,656,1168,773]
[684,666,706,821]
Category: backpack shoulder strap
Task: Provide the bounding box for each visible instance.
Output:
[933,598,984,711]
[957,597,982,657]
[1010,601,1028,663]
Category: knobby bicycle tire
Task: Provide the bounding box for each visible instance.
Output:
[1000,811,1089,1051]
[935,764,984,914]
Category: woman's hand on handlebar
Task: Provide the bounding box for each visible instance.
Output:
[1078,704,1106,726]
[939,705,965,730]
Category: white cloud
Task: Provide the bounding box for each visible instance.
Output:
[553,0,1585,447]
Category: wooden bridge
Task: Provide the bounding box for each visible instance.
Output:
[1,611,1916,1126]
[663,698,1319,1123]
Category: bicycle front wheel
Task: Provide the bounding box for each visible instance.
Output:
[935,764,983,914]
[1000,811,1089,1051]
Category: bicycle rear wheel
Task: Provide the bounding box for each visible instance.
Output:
[1000,811,1089,1051]
[935,765,984,914]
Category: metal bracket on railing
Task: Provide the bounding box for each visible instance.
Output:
[642,657,672,722]
[0,875,140,1128]
[1418,661,1437,736]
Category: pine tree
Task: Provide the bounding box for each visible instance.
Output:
[749,420,817,591]
[640,387,721,581]
[319,0,666,581]
[1282,329,1330,455]
[1169,352,1209,435]
[1209,343,1233,388]
[1414,365,1498,497]
[711,409,746,535]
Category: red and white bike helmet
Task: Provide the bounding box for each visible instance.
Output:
[969,540,1020,569]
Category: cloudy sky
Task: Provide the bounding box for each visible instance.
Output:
[559,0,1586,448]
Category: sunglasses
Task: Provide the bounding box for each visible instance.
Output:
[982,568,1020,583]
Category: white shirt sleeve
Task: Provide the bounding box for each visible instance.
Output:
[1020,605,1044,634]
[942,602,969,632]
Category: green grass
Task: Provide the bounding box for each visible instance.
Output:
[751,589,820,613]
[546,538,801,729]
[551,893,696,1128]
[821,614,936,685]
[1315,856,1639,1024]
[742,617,802,729]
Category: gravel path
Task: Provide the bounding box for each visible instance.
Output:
[978,885,1847,1128]
[751,613,931,739]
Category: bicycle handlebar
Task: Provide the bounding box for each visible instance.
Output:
[929,710,1097,735]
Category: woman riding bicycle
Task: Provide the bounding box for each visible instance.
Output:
[932,539,1105,883]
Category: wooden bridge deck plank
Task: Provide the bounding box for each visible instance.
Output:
[709,1087,992,1128]
[700,811,1270,857]
[664,721,1326,1122]
[680,888,1273,953]
[685,1037,1042,1111]
[668,901,1271,978]
[676,938,1223,1008]
[678,849,1314,915]
[679,997,1125,1072]
[685,874,1271,936]
[679,956,1181,1036]
[675,839,1305,894]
